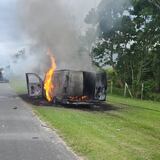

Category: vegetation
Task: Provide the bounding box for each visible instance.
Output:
[85,0,160,100]
[10,72,160,160]
[34,95,160,160]
[10,77,27,95]
[9,1,160,159]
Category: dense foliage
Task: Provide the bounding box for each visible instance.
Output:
[85,0,160,99]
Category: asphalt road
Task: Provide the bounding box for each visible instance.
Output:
[0,83,78,160]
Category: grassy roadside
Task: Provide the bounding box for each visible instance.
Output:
[10,80,160,160]
[34,96,160,160]
[10,77,27,95]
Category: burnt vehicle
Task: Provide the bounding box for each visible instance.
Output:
[26,70,107,105]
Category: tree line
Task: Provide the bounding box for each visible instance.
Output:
[85,0,160,100]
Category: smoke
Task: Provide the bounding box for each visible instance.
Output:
[97,0,131,32]
[84,0,131,47]
[6,0,129,78]
[16,0,95,74]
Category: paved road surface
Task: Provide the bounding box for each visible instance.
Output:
[0,83,78,160]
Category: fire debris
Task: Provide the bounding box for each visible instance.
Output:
[26,50,107,106]
[26,69,107,106]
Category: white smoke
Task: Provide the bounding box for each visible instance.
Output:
[16,0,97,74]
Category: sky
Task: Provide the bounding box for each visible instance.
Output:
[0,0,24,66]
[0,0,100,67]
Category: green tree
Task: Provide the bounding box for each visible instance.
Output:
[85,0,160,97]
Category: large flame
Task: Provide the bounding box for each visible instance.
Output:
[44,49,57,102]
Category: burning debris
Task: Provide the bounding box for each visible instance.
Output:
[26,50,107,105]
[26,70,107,105]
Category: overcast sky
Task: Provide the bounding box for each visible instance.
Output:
[0,0,100,66]
[0,0,22,66]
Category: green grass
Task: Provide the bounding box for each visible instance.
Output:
[34,95,160,160]
[10,79,160,160]
[10,78,27,95]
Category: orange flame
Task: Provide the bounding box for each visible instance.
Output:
[69,96,89,101]
[44,49,57,102]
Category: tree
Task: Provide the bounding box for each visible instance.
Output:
[148,0,160,9]
[85,0,160,97]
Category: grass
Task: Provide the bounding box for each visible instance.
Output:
[10,80,160,160]
[34,95,160,160]
[10,77,27,95]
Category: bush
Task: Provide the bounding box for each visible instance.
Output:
[144,80,156,93]
[106,68,117,83]
[145,92,160,102]
[107,79,160,102]
[107,85,131,97]
[142,80,160,101]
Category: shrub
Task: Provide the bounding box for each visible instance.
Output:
[144,80,156,93]
[145,92,160,102]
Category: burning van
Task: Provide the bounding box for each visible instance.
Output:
[26,70,107,105]
[26,50,107,105]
